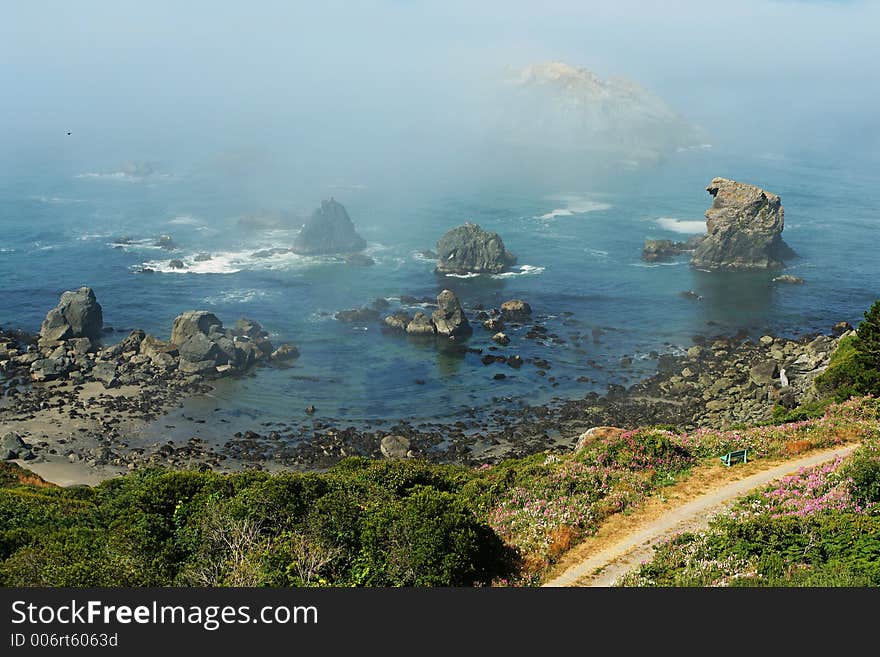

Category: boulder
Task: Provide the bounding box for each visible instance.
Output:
[384,312,411,331]
[178,359,217,375]
[2,432,31,460]
[642,236,704,262]
[30,358,68,382]
[749,361,779,386]
[178,333,221,364]
[483,318,503,332]
[500,299,532,321]
[140,335,179,361]
[432,289,472,338]
[171,311,223,346]
[406,312,436,336]
[691,178,794,270]
[40,287,104,343]
[168,259,186,269]
[270,343,300,362]
[380,435,411,459]
[492,332,510,345]
[435,223,516,274]
[831,321,854,337]
[68,337,94,355]
[292,198,366,255]
[92,362,118,387]
[233,318,267,339]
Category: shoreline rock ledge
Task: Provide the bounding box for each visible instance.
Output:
[435,223,516,275]
[690,177,795,271]
[292,198,366,256]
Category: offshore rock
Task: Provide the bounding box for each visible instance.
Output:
[432,289,472,338]
[691,177,794,270]
[435,223,516,274]
[292,198,366,255]
[500,299,532,322]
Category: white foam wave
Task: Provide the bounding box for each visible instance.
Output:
[411,250,436,264]
[492,264,545,279]
[202,289,274,304]
[676,143,713,152]
[536,194,612,219]
[656,217,705,234]
[584,248,609,258]
[77,232,112,241]
[76,171,172,182]
[28,195,85,204]
[630,261,686,268]
[445,272,481,279]
[136,247,329,275]
[327,183,368,191]
[0,247,14,254]
[167,215,200,225]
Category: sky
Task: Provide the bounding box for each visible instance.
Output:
[1,0,877,188]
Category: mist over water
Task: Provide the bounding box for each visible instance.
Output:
[1,1,878,433]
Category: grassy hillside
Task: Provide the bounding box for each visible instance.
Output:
[2,396,877,587]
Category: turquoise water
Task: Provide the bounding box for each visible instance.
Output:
[1,147,877,430]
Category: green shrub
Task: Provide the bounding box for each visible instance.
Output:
[355,486,510,586]
[816,301,880,401]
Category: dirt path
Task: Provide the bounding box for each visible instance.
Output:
[542,443,859,587]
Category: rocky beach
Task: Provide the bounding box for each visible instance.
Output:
[1,282,851,484]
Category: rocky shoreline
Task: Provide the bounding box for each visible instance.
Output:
[2,295,853,483]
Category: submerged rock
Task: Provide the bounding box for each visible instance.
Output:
[335,308,381,324]
[435,223,516,274]
[772,274,805,285]
[292,198,366,255]
[691,177,794,270]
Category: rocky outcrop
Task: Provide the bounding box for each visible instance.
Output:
[11,292,297,389]
[642,236,704,262]
[500,299,532,322]
[2,432,34,461]
[292,198,366,255]
[691,178,794,270]
[435,223,516,275]
[406,312,436,336]
[432,289,472,338]
[39,287,104,345]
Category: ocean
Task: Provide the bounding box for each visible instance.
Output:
[1,147,877,440]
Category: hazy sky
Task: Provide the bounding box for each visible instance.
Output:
[2,1,878,184]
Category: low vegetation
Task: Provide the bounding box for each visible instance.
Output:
[2,396,877,587]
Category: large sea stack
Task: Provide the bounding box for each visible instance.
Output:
[435,223,516,275]
[691,178,794,270]
[292,198,366,255]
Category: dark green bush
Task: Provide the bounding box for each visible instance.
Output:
[816,301,880,401]
[355,486,510,586]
